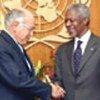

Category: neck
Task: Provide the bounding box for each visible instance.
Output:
[77,27,89,38]
[5,29,18,44]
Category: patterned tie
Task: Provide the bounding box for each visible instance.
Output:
[73,40,82,76]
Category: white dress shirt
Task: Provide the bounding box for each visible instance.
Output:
[74,30,91,55]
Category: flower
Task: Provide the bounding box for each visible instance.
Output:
[35,50,55,81]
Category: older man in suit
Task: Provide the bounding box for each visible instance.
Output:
[54,3,100,100]
[0,8,65,100]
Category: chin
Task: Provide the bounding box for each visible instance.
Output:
[21,42,27,45]
[70,33,77,38]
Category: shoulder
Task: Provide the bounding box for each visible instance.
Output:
[0,31,10,51]
[56,39,74,54]
[91,33,100,42]
[57,39,74,50]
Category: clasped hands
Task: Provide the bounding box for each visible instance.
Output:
[50,82,66,99]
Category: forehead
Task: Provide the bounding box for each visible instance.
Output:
[65,10,80,19]
[25,16,34,25]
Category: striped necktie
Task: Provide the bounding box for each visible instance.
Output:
[73,40,82,76]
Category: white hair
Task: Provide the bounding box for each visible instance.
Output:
[5,9,26,29]
[67,3,90,21]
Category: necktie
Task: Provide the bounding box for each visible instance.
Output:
[17,44,32,71]
[73,40,82,76]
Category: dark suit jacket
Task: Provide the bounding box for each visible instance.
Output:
[0,30,51,100]
[54,34,100,100]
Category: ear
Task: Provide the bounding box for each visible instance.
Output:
[83,18,89,25]
[12,21,19,27]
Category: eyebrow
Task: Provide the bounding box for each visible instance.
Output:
[65,18,77,22]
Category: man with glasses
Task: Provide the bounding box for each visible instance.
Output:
[0,8,65,100]
[54,3,100,100]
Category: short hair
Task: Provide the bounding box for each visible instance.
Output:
[4,9,25,29]
[66,3,90,21]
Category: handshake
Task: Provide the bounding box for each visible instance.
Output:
[50,82,66,99]
[45,75,66,99]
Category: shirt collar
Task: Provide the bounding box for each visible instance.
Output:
[75,30,91,44]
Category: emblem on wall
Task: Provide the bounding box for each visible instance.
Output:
[0,0,91,49]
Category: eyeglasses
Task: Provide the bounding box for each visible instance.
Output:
[24,25,34,32]
[19,22,34,32]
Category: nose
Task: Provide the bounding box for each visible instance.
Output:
[65,19,72,27]
[30,31,33,37]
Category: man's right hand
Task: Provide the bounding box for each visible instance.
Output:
[50,83,66,99]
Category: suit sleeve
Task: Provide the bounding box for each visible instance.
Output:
[0,50,51,99]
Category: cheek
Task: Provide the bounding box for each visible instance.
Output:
[75,24,84,33]
[20,31,29,39]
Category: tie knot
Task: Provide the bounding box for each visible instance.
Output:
[77,40,82,47]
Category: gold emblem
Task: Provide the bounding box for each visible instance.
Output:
[0,0,91,49]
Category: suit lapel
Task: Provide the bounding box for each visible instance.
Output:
[67,40,74,72]
[78,34,98,73]
[64,39,75,77]
[22,48,34,72]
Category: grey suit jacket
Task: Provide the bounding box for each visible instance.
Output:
[54,34,100,100]
[0,30,51,100]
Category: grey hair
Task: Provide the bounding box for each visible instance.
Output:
[67,3,90,21]
[5,9,25,29]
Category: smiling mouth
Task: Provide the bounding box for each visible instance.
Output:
[67,27,75,32]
